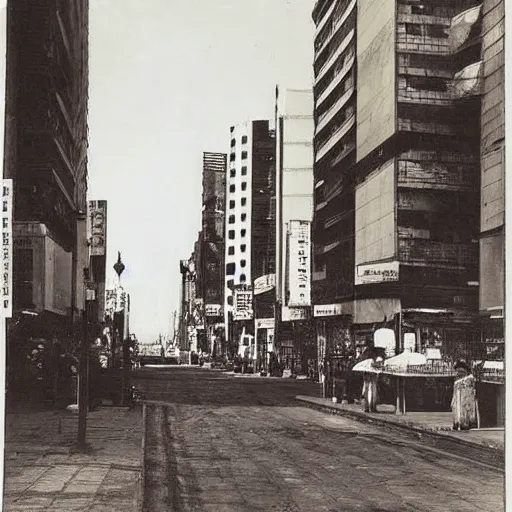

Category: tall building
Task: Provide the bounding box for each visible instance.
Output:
[224,120,275,360]
[479,0,504,353]
[5,1,89,345]
[200,152,226,355]
[312,0,484,362]
[274,87,315,372]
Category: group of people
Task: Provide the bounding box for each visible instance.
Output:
[359,356,479,431]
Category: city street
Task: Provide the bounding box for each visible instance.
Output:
[136,367,504,512]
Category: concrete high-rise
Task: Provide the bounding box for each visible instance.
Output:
[312,0,485,363]
[5,1,89,346]
[224,120,275,360]
[199,152,226,355]
[274,87,315,372]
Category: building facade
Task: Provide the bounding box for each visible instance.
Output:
[200,152,226,356]
[224,120,275,361]
[479,0,504,356]
[5,0,89,397]
[274,87,315,373]
[312,0,485,364]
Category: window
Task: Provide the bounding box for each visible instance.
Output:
[241,259,246,268]
[241,182,247,191]
[241,213,247,222]
[240,274,246,283]
[241,166,247,176]
[230,169,236,178]
[229,200,235,209]
[227,295,233,306]
[241,229,246,237]
[226,262,236,275]
[230,138,236,147]
[427,24,448,39]
[409,76,447,92]
[241,135,248,144]
[227,279,234,289]
[228,246,235,256]
[228,215,235,224]
[229,184,235,193]
[228,230,235,240]
[230,126,235,133]
[229,153,235,162]
[406,23,422,36]
[241,244,246,252]
[241,198,247,206]
[241,151,248,160]
[411,5,434,15]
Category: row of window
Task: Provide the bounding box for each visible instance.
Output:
[228,213,247,224]
[230,166,247,177]
[230,198,247,208]
[229,182,247,193]
[228,244,246,255]
[230,135,248,147]
[229,151,248,161]
[228,229,246,239]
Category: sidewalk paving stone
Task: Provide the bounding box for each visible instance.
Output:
[3,406,143,512]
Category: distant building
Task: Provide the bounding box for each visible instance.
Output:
[224,120,275,359]
[274,87,314,372]
[5,1,89,343]
[199,152,226,355]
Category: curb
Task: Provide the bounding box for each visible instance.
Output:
[296,396,504,471]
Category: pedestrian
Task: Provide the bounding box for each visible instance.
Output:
[361,370,378,413]
[451,360,479,431]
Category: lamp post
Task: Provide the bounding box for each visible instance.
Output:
[113,253,127,405]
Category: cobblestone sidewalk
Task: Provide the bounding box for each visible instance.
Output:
[3,406,143,511]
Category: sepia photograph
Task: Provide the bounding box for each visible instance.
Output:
[0,0,506,511]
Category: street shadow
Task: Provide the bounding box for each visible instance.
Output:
[131,367,323,407]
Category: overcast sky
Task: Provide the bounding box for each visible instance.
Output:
[87,0,315,343]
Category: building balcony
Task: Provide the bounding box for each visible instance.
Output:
[398,236,478,268]
[397,158,475,192]
[397,117,478,138]
[315,114,355,163]
[315,29,355,85]
[316,87,354,135]
[315,0,357,58]
[316,53,355,107]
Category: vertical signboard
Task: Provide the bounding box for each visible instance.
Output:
[2,179,12,317]
[88,200,107,256]
[287,220,311,306]
[233,289,253,320]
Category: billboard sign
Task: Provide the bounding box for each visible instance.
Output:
[288,220,311,306]
[281,306,308,322]
[355,261,399,286]
[233,290,253,320]
[88,200,107,256]
[205,304,222,317]
[254,274,275,295]
[1,180,12,317]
